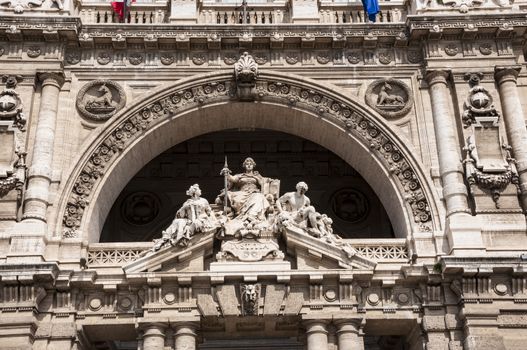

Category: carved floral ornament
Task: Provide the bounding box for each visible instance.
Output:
[0,75,26,200]
[76,80,126,122]
[61,73,433,238]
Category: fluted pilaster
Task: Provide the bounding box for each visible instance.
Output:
[22,72,64,222]
[425,70,470,217]
[495,66,527,210]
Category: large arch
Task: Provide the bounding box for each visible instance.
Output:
[56,70,440,244]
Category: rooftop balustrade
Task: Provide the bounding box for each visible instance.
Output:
[72,0,408,24]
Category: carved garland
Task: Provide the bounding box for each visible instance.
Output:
[62,77,432,238]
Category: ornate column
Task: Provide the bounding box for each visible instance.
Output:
[141,324,167,350]
[335,320,363,350]
[305,321,329,350]
[425,70,483,254]
[22,72,64,222]
[495,66,527,210]
[425,70,470,216]
[173,323,198,350]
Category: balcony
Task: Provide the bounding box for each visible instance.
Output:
[76,0,168,24]
[73,0,408,25]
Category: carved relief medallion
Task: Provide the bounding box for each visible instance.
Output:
[223,53,238,65]
[444,43,459,56]
[285,53,299,65]
[97,52,112,65]
[253,53,268,65]
[331,189,369,223]
[160,53,174,65]
[365,79,413,118]
[76,80,126,121]
[121,192,160,225]
[26,46,41,58]
[128,53,144,65]
[479,43,493,55]
[65,51,81,65]
[347,51,362,64]
[192,53,207,65]
[378,51,393,65]
[316,52,331,64]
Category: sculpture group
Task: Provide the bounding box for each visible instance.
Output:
[151,157,357,261]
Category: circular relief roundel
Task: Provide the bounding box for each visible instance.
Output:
[365,79,413,119]
[76,80,126,121]
[121,192,161,226]
[331,188,369,223]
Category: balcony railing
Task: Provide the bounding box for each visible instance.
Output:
[319,0,406,24]
[73,0,408,25]
[86,239,409,267]
[77,0,168,24]
[199,0,288,24]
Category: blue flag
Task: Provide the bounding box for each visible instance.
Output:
[362,0,380,22]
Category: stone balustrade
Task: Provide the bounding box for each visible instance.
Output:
[319,0,406,24]
[86,238,408,267]
[87,242,152,265]
[77,0,169,24]
[199,0,289,24]
[74,0,408,25]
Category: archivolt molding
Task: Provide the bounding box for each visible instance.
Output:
[60,71,437,239]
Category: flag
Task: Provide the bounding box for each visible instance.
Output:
[111,0,135,21]
[362,0,379,23]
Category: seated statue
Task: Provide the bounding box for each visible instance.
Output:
[216,157,279,238]
[277,182,357,258]
[276,181,321,236]
[153,184,218,252]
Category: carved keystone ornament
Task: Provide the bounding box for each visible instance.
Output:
[365,79,413,119]
[76,80,126,121]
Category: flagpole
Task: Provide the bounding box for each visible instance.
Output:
[123,0,127,23]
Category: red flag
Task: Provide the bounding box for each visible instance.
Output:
[111,0,135,21]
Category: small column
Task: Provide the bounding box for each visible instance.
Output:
[335,320,363,350]
[305,320,329,350]
[495,66,527,210]
[22,72,64,222]
[142,324,167,350]
[173,323,198,350]
[425,70,470,216]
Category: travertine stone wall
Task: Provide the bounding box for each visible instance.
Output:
[1,2,527,349]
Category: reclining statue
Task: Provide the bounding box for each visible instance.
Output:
[152,184,218,252]
[277,181,357,258]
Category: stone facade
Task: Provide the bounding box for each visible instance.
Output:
[1,0,527,349]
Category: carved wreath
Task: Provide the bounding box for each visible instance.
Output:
[76,80,126,122]
[365,79,413,119]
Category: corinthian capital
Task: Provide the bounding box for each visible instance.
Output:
[495,66,521,85]
[37,72,65,88]
[425,70,451,86]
